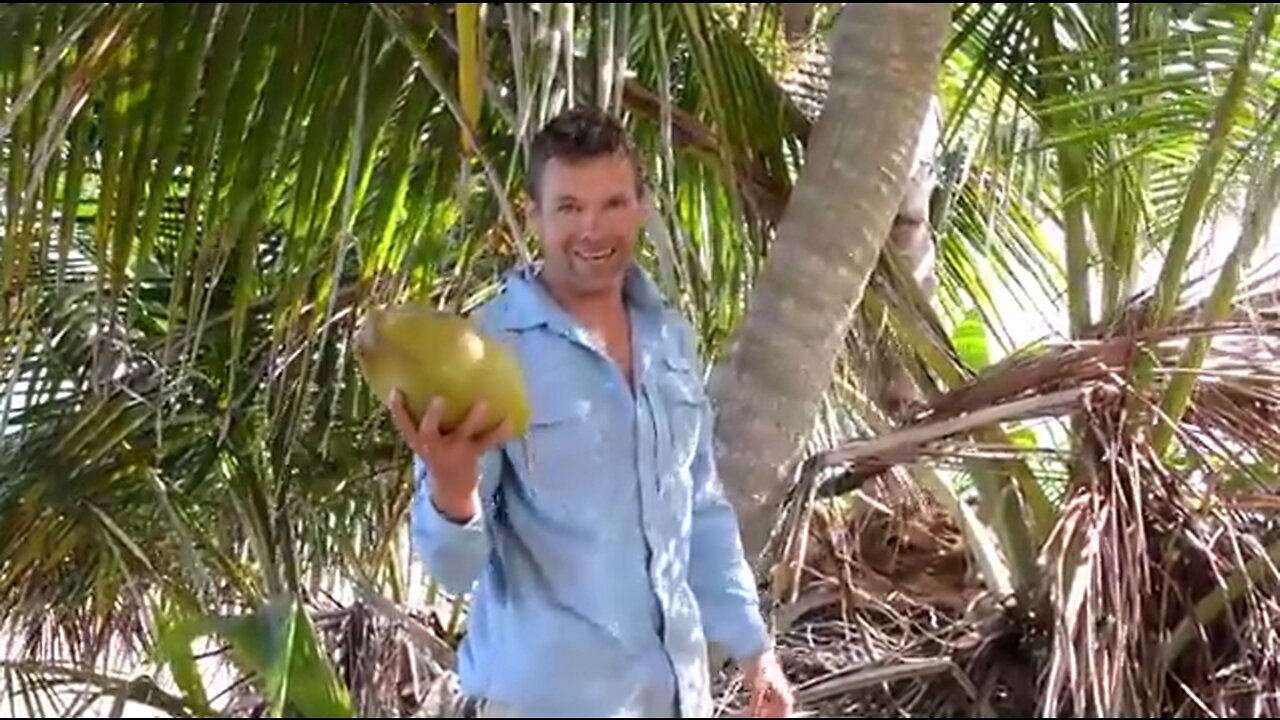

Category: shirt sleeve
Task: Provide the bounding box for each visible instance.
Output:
[408,448,504,596]
[679,324,771,664]
[687,403,772,664]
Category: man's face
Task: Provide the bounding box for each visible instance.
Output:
[530,153,642,299]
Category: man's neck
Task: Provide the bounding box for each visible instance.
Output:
[537,270,634,385]
[538,272,628,330]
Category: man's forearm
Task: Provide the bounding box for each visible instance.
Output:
[432,474,481,524]
[689,488,772,663]
[684,374,773,662]
[410,459,492,595]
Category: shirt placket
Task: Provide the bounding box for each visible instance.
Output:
[636,333,696,709]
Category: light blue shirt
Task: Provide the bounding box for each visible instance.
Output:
[410,264,769,717]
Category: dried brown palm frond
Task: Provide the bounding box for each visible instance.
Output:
[756,471,1034,718]
[788,482,976,618]
[813,316,1280,501]
[1035,371,1280,718]
[769,311,1280,717]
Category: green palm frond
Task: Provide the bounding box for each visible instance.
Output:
[944,2,1280,338]
[0,3,818,680]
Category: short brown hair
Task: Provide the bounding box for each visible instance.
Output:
[526,106,646,203]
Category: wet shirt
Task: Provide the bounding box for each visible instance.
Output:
[410,264,769,717]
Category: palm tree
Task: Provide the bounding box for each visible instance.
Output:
[764,3,1280,717]
[6,3,1280,718]
[0,2,812,714]
[708,2,951,561]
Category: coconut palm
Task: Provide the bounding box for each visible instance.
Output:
[0,2,812,714]
[708,1,951,563]
[760,3,1280,717]
[5,2,1280,718]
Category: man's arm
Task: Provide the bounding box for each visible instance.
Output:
[667,317,770,662]
[408,448,503,595]
[686,384,772,664]
[644,313,772,668]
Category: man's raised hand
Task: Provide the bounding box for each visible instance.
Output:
[388,391,513,523]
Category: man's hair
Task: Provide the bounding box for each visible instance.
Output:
[526,106,646,203]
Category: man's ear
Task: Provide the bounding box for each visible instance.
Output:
[523,190,540,222]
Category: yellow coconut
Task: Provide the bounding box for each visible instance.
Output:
[353,302,530,436]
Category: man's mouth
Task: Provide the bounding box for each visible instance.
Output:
[573,247,616,264]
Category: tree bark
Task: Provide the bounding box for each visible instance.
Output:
[708,3,951,561]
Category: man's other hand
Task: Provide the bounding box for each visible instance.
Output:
[745,648,794,717]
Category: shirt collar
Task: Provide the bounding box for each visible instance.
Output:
[492,261,667,333]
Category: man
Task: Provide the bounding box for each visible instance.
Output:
[389,106,794,718]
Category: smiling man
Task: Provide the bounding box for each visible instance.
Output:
[390,106,793,718]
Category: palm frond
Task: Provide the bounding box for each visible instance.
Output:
[944,2,1280,340]
[778,296,1280,714]
[0,1,824,677]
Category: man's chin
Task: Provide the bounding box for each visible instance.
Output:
[567,269,626,296]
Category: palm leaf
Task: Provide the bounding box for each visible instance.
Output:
[0,4,818,679]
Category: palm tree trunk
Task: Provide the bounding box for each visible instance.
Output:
[709,2,951,560]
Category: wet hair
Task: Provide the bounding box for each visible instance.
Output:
[526,105,646,203]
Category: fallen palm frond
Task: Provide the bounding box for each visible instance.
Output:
[765,307,1280,717]
[143,580,472,719]
[745,480,1036,718]
[0,659,199,718]
[813,317,1280,499]
[0,588,469,718]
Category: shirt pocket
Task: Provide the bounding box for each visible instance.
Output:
[510,379,607,529]
[657,353,707,472]
[518,388,587,476]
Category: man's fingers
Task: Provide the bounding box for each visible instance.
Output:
[767,691,788,717]
[477,416,515,448]
[755,674,793,718]
[456,400,490,439]
[389,390,418,439]
[749,675,765,718]
[419,397,445,441]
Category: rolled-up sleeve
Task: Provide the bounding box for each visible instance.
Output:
[409,450,503,595]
